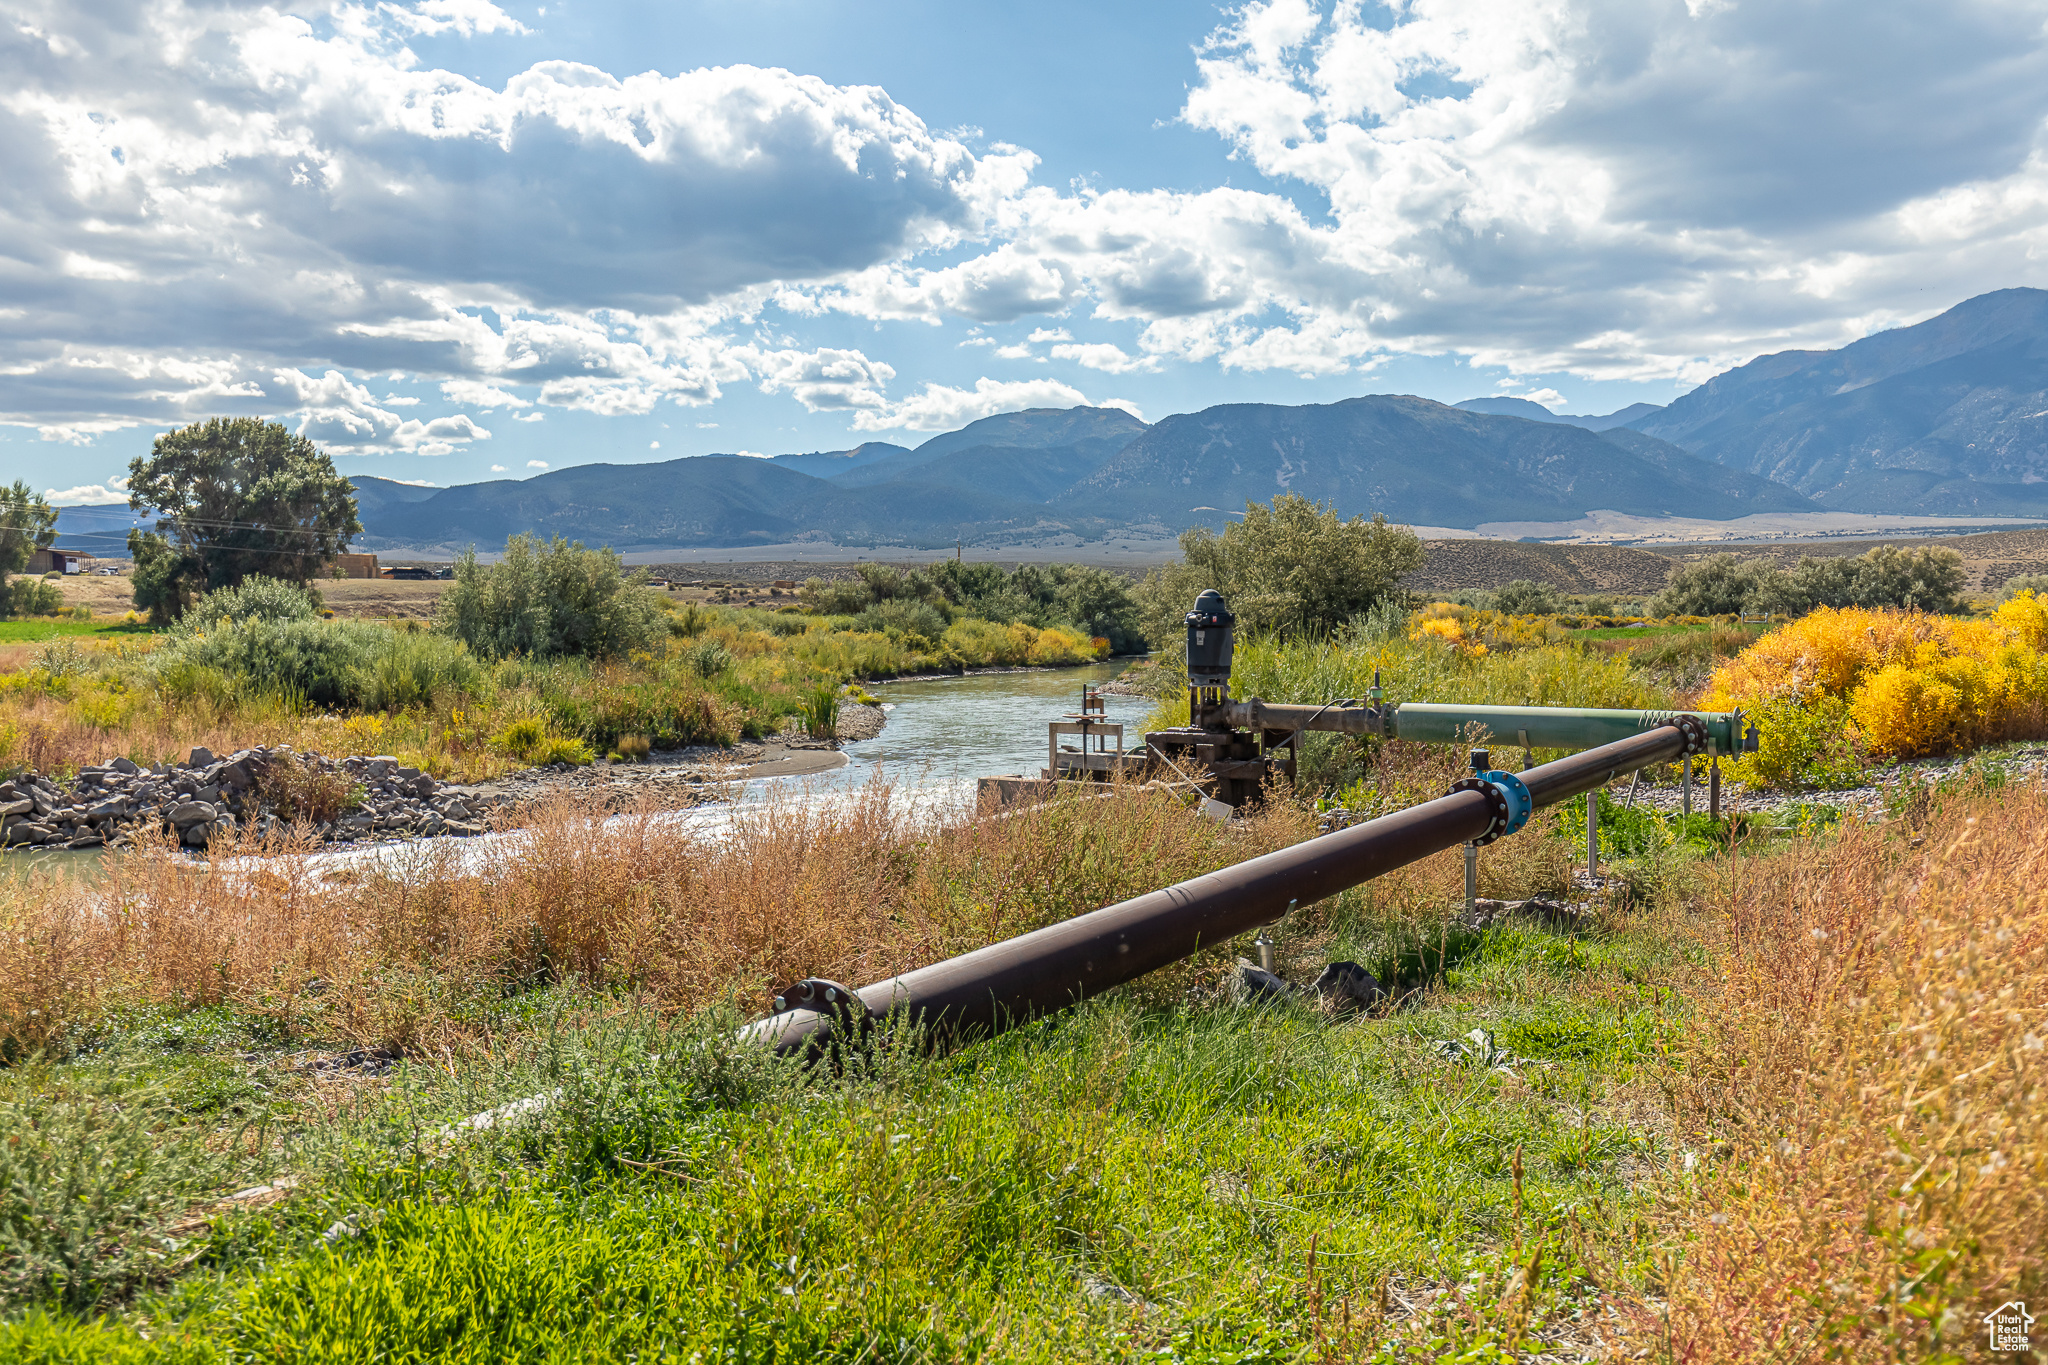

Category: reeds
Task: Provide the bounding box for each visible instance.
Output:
[0,778,1317,1056]
[1641,786,2047,1361]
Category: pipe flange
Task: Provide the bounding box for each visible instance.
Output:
[771,977,870,1030]
[1671,713,1708,757]
[1448,770,1532,845]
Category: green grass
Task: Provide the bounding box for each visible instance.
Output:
[1567,622,1715,641]
[0,620,150,642]
[0,876,1691,1362]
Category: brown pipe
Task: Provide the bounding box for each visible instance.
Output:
[744,723,1690,1055]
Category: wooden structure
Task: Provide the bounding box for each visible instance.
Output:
[330,552,380,579]
[28,549,93,574]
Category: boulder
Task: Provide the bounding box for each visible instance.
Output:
[0,799,31,819]
[1233,958,1302,1003]
[187,746,216,768]
[109,756,141,775]
[1313,961,1387,1013]
[181,821,213,846]
[167,801,218,828]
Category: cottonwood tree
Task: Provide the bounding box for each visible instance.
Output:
[1136,494,1426,644]
[0,481,59,618]
[125,418,362,622]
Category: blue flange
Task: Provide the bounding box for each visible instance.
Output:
[1449,769,1533,845]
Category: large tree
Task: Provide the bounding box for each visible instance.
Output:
[0,481,60,618]
[1135,494,1426,644]
[126,418,361,622]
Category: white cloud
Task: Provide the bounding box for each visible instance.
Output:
[527,459,549,468]
[513,411,545,422]
[44,482,129,504]
[7,0,2048,452]
[649,440,660,448]
[440,380,532,409]
[490,463,507,471]
[1049,341,1158,374]
[696,421,719,427]
[269,368,490,454]
[853,376,1094,432]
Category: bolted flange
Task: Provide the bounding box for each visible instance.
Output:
[1448,769,1533,845]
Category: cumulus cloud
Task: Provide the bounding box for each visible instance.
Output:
[853,377,1094,432]
[527,459,549,468]
[6,0,2048,452]
[44,481,130,504]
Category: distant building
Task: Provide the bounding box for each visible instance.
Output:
[28,549,94,574]
[381,565,437,580]
[330,552,380,579]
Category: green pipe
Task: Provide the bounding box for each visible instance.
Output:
[1388,702,1751,755]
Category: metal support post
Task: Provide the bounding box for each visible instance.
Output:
[1682,755,1692,819]
[1710,757,1721,821]
[1464,842,1478,915]
[1586,789,1599,882]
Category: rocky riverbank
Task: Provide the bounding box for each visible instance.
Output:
[0,733,860,855]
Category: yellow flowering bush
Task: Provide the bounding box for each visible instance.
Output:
[1704,601,2048,781]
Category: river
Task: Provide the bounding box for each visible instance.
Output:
[9,661,1162,880]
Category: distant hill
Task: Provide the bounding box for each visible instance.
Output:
[1072,396,1814,531]
[1627,287,2048,514]
[1454,397,1664,431]
[827,407,1147,488]
[767,443,910,478]
[50,503,150,556]
[353,397,1819,552]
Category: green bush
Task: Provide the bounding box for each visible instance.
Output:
[685,638,734,678]
[152,619,485,710]
[2000,572,2048,603]
[1134,493,1425,645]
[1653,546,1968,618]
[438,535,663,660]
[4,577,61,618]
[1492,579,1563,615]
[853,598,950,641]
[184,574,321,627]
[800,682,840,739]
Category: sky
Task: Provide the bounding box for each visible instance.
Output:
[9,0,2048,504]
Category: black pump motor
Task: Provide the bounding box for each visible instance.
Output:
[1184,589,1235,691]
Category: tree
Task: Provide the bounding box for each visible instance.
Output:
[1652,545,1969,619]
[1135,494,1425,644]
[0,481,58,618]
[125,418,362,622]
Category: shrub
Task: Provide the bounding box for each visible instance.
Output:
[685,638,734,678]
[438,535,663,660]
[490,716,594,767]
[1706,604,2048,771]
[613,733,651,762]
[151,619,485,711]
[4,578,61,618]
[1653,546,1968,618]
[853,598,950,641]
[2000,572,2048,603]
[1135,494,1425,644]
[256,753,363,824]
[184,575,321,627]
[1491,579,1563,615]
[800,682,840,739]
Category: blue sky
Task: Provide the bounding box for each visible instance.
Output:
[9,0,2048,502]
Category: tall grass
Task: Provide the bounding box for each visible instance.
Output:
[1641,787,2047,1361]
[0,781,1318,1056]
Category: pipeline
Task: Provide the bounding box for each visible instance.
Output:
[742,716,1705,1056]
[1217,698,1752,756]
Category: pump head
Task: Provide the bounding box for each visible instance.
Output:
[1184,589,1235,691]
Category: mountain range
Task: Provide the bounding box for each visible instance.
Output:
[336,398,1811,553]
[48,287,2048,552]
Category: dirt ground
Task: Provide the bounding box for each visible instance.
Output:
[1401,541,1679,597]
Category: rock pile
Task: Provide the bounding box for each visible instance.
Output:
[0,745,501,853]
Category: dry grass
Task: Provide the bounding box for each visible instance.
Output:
[0,779,1318,1056]
[1629,787,2047,1362]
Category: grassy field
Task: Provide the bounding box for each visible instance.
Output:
[0,762,2038,1362]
